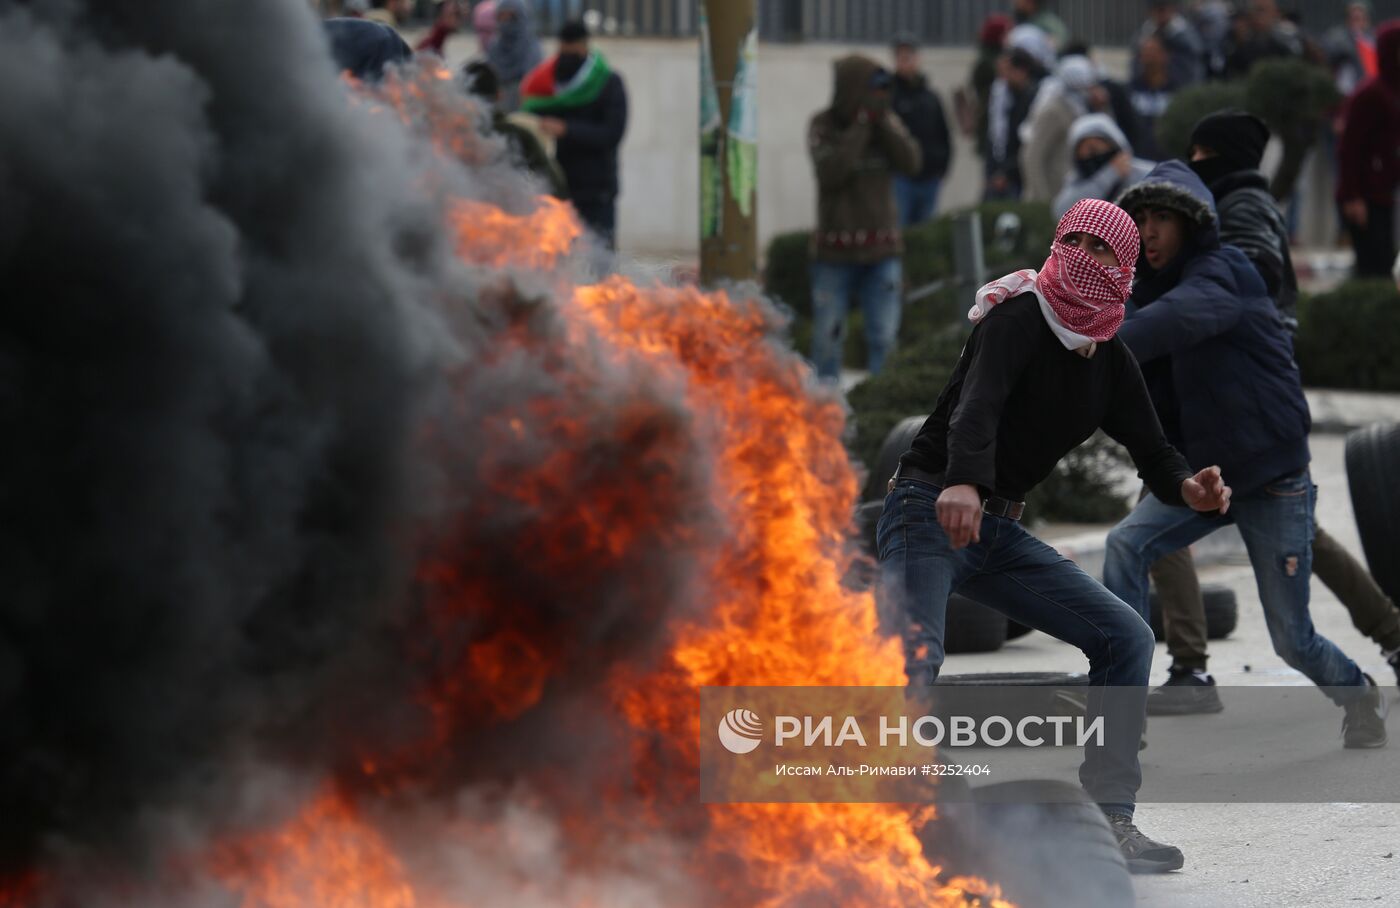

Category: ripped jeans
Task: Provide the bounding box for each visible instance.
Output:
[1103,468,1367,704]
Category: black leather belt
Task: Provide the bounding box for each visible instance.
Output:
[888,463,1026,522]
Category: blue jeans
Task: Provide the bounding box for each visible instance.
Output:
[877,478,1155,813]
[809,258,902,380]
[895,176,941,227]
[1103,469,1366,705]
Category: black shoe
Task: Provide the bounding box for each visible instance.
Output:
[1145,666,1224,716]
[1342,673,1389,749]
[1105,812,1185,873]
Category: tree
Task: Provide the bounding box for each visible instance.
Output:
[1155,58,1339,201]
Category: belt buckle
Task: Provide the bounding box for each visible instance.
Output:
[982,496,1023,521]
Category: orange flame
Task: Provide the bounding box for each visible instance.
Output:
[449,196,583,271]
[210,792,423,908]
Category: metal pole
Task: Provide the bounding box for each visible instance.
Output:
[699,0,759,285]
[951,210,985,304]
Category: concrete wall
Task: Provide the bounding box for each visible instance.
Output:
[435,36,1132,256]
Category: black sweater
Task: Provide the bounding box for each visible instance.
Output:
[554,72,628,204]
[891,72,952,180]
[901,295,1192,505]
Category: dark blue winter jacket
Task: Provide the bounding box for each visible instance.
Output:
[324,18,413,83]
[1117,160,1310,497]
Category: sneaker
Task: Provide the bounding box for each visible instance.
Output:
[1386,649,1400,688]
[1342,673,1389,749]
[1105,812,1186,873]
[1145,666,1224,716]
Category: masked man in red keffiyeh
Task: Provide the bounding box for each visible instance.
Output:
[876,198,1230,874]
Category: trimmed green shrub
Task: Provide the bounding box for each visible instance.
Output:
[1154,82,1247,162]
[1244,58,1340,199]
[1024,433,1133,525]
[1295,279,1400,392]
[846,323,971,471]
[977,199,1056,272]
[763,230,812,319]
[1156,57,1338,199]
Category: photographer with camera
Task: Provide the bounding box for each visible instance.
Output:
[807,55,922,381]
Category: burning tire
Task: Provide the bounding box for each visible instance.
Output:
[1345,423,1400,604]
[863,415,925,501]
[932,672,1088,742]
[921,779,1135,908]
[1147,583,1238,641]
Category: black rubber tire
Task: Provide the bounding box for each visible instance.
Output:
[1202,584,1238,639]
[862,414,926,502]
[1005,620,1033,640]
[920,779,1135,908]
[932,671,1087,737]
[944,594,1008,654]
[1345,423,1400,605]
[1147,583,1238,641]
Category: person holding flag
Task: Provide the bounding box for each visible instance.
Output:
[521,20,628,249]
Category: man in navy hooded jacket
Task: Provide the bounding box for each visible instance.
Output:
[1103,161,1388,748]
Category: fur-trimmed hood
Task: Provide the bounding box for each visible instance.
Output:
[1116,160,1217,232]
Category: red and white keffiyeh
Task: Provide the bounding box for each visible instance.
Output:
[968,198,1139,348]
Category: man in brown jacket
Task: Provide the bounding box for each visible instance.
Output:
[808,55,922,380]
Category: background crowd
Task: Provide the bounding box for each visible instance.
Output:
[316,0,629,250]
[960,0,1397,278]
[313,0,1399,386]
[805,0,1398,381]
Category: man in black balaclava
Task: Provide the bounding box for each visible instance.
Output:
[1186,110,1294,321]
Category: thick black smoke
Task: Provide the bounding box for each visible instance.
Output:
[0,0,455,873]
[0,0,723,893]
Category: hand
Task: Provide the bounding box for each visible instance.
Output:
[1182,466,1231,515]
[538,117,567,138]
[936,484,984,550]
[1342,199,1367,228]
[1110,150,1133,178]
